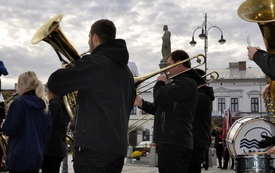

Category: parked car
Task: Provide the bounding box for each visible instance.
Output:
[134,141,153,156]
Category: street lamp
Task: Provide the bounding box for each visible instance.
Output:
[190,13,226,72]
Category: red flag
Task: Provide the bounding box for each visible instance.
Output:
[221,108,232,140]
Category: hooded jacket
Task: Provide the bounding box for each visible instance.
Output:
[47,39,136,155]
[44,96,70,158]
[192,86,215,152]
[253,50,275,80]
[141,70,204,149]
[2,90,52,172]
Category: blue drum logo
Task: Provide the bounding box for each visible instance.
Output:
[239,127,272,153]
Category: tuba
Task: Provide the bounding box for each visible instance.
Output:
[31,14,81,120]
[238,0,275,122]
[31,14,83,155]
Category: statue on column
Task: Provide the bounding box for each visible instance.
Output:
[160,25,171,68]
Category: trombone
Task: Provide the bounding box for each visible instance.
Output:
[198,71,219,88]
[136,54,206,94]
[128,114,154,133]
[128,70,219,133]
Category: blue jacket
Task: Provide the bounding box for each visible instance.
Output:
[2,90,52,172]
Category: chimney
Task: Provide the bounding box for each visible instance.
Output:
[238,61,246,71]
[229,62,238,69]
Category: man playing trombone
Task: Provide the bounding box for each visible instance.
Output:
[134,50,204,173]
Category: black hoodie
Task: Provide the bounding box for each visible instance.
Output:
[142,70,204,149]
[47,39,136,155]
[192,86,215,152]
[253,50,275,80]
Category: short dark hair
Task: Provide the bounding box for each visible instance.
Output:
[168,50,191,68]
[90,19,116,43]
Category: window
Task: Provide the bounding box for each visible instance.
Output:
[218,98,226,113]
[131,106,137,114]
[251,98,259,112]
[231,98,238,112]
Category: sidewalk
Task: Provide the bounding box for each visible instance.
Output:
[122,163,235,173]
[61,155,235,173]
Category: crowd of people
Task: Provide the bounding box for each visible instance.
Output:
[1,14,275,173]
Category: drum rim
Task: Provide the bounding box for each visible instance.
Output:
[226,117,274,157]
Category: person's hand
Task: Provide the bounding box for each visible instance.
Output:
[0,119,5,129]
[267,146,275,154]
[157,74,169,84]
[247,46,261,61]
[134,96,143,107]
[261,84,270,98]
[258,134,275,148]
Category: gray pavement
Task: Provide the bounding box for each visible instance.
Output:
[121,163,235,173]
[61,155,235,173]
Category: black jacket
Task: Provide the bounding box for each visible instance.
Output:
[44,97,70,158]
[253,50,275,80]
[141,70,204,149]
[47,39,136,155]
[192,86,215,151]
[211,129,223,148]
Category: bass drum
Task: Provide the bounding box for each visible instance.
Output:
[235,154,275,172]
[226,117,275,157]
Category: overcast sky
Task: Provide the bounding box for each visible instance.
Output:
[0,0,266,89]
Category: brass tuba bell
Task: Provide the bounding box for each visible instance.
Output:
[31,14,81,120]
[31,14,80,62]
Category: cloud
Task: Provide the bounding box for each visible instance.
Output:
[0,0,268,90]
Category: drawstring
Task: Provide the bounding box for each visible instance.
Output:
[161,112,165,133]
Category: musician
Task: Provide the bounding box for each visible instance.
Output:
[0,61,8,132]
[42,87,70,173]
[47,19,136,173]
[247,46,275,152]
[188,69,215,173]
[0,61,8,77]
[134,50,204,173]
[247,46,275,80]
[1,71,52,173]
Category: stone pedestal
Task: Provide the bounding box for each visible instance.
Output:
[159,59,168,69]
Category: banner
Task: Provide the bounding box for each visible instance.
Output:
[221,108,232,140]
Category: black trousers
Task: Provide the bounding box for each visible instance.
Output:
[42,154,64,173]
[157,143,192,173]
[73,147,125,173]
[9,170,39,173]
[188,148,207,173]
[215,144,223,167]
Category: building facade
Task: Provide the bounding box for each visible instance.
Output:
[128,61,268,146]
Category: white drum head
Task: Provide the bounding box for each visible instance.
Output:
[226,117,275,157]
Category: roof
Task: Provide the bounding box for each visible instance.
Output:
[210,67,266,80]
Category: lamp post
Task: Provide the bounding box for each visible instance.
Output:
[190,13,226,72]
